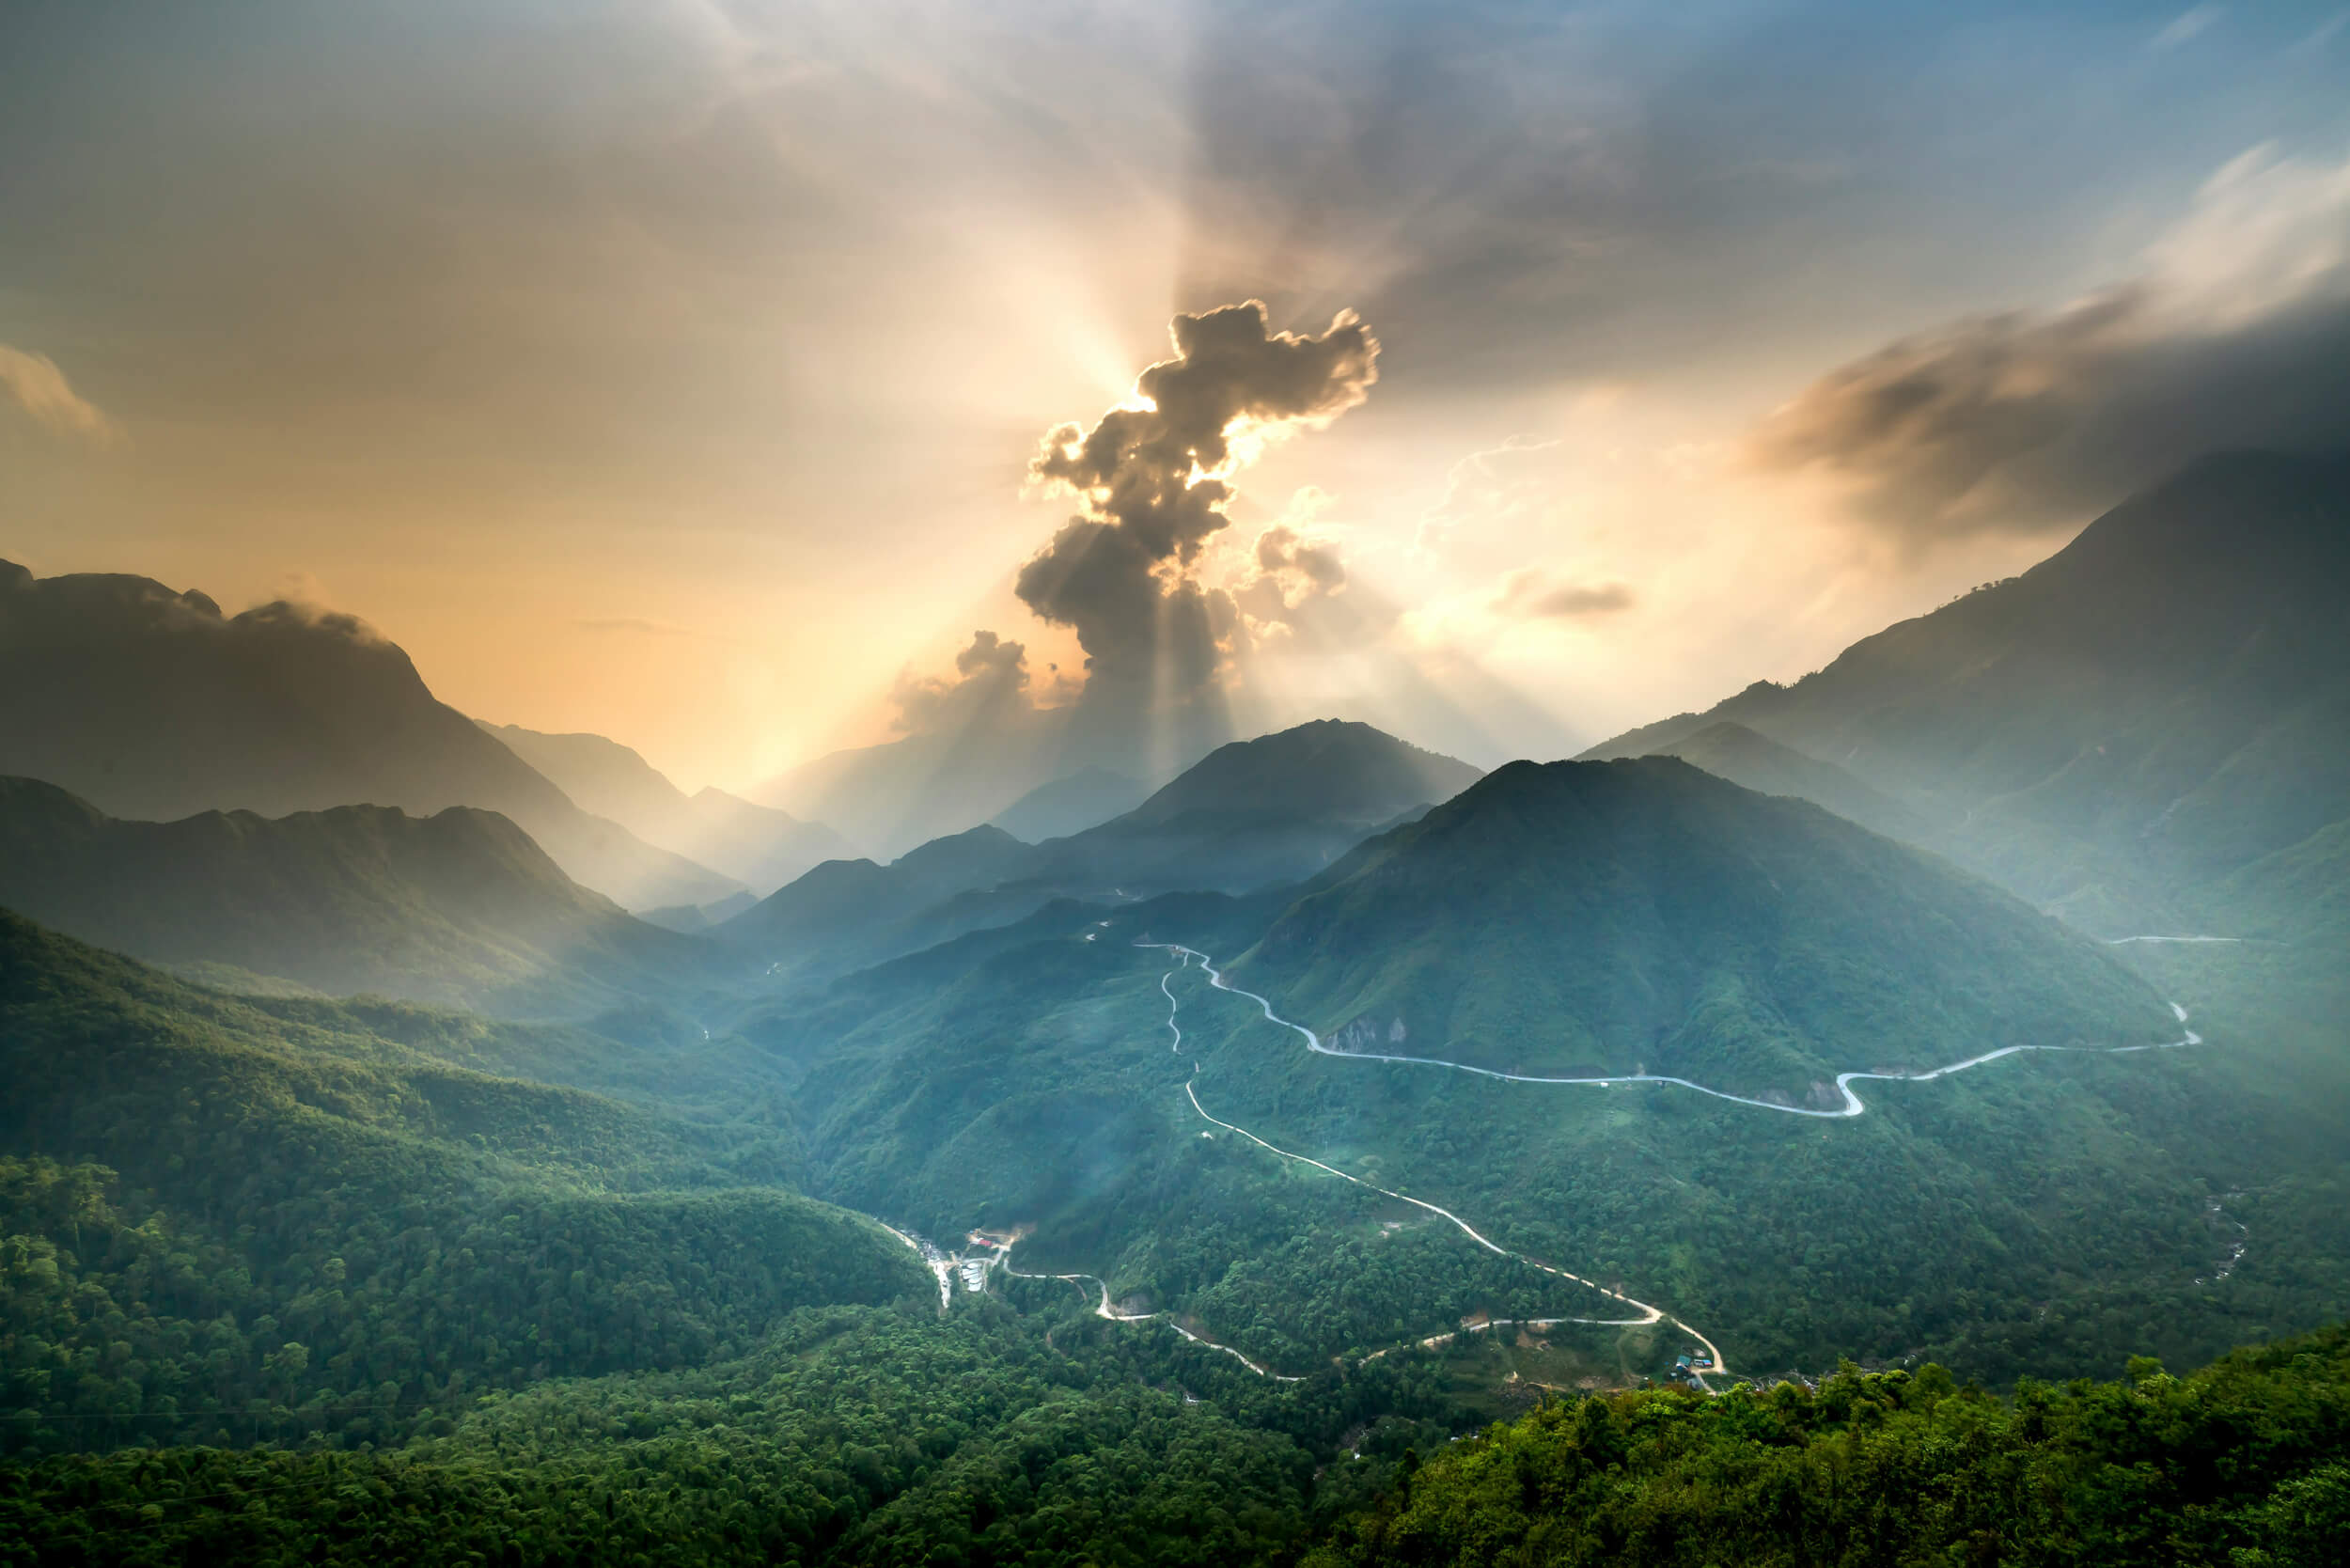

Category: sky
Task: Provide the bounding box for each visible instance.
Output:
[4,0,2349,791]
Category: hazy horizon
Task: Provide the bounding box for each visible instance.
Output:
[8,2,2350,792]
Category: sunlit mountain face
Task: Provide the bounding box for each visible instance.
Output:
[5,3,2350,1563]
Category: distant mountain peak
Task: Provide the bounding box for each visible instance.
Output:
[1241,754,2174,1095]
[0,776,721,1017]
[1577,449,2350,928]
[1122,718,1482,827]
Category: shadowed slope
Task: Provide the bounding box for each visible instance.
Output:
[1583,452,2350,933]
[0,776,720,1017]
[0,562,738,910]
[1236,757,2174,1097]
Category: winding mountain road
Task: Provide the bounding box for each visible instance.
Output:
[887,935,2200,1391]
[1149,947,1722,1378]
[996,1250,1306,1381]
[1158,945,2200,1120]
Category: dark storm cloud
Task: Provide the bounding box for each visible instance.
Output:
[890,629,1030,734]
[1016,301,1378,699]
[1754,288,2350,537]
[1751,146,2350,538]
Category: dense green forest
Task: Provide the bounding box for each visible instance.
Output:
[1308,1323,2350,1567]
[0,1299,1453,1567]
[0,912,924,1453]
[6,1303,2345,1564]
[10,473,2350,1561]
[744,895,2349,1386]
[0,908,1493,1563]
[1235,757,2176,1091]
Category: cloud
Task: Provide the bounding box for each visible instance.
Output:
[1750,144,2350,539]
[889,629,1031,734]
[1253,523,1347,591]
[2152,7,2223,50]
[0,345,118,446]
[1230,518,1401,654]
[1494,569,1634,620]
[1016,301,1378,701]
[230,598,392,648]
[1416,437,1571,557]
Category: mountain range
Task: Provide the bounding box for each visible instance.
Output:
[0,562,740,911]
[5,450,2350,1560]
[721,720,1483,979]
[0,775,719,1017]
[480,720,851,893]
[1584,450,2350,944]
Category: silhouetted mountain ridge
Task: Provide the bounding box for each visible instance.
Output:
[0,775,717,1017]
[722,720,1482,979]
[990,766,1151,842]
[0,562,739,910]
[479,720,850,892]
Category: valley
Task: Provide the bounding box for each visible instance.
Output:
[4,480,2346,1561]
[13,13,2350,1556]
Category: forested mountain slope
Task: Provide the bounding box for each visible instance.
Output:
[1307,1324,2350,1568]
[725,721,1480,980]
[0,919,1485,1568]
[1584,451,2350,936]
[0,776,722,1016]
[1236,757,2173,1094]
[0,562,738,910]
[743,883,2342,1388]
[0,911,925,1453]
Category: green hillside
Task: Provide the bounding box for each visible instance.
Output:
[735,884,2346,1387]
[0,913,1513,1568]
[1238,757,2172,1094]
[0,911,924,1453]
[1307,1324,2350,1568]
[6,1313,2345,1566]
[0,776,721,1018]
